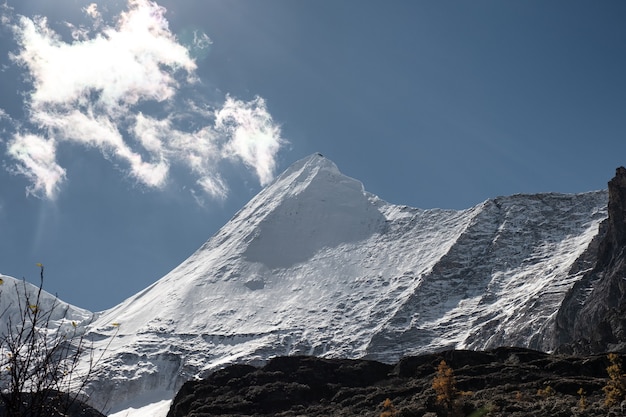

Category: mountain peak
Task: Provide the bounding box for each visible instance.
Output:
[272,153,339,185]
[241,153,386,268]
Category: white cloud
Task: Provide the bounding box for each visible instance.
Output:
[13,5,195,110]
[0,3,12,26]
[7,134,66,199]
[197,176,228,200]
[192,30,212,51]
[35,109,170,187]
[84,3,101,21]
[131,113,228,198]
[217,96,284,186]
[4,0,286,200]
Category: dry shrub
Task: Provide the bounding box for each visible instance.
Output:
[603,353,626,407]
[380,398,398,417]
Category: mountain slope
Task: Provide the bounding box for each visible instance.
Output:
[75,154,608,414]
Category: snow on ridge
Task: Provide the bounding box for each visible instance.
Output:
[364,190,608,360]
[87,153,379,335]
[243,155,385,268]
[0,273,94,335]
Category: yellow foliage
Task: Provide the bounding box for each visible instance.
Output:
[433,360,457,408]
[577,387,587,410]
[380,398,398,417]
[604,353,626,407]
[537,385,555,398]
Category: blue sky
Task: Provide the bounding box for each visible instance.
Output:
[0,0,625,312]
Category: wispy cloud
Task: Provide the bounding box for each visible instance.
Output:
[217,95,283,187]
[7,134,66,198]
[83,3,101,21]
[2,0,285,200]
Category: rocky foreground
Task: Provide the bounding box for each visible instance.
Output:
[166,347,623,417]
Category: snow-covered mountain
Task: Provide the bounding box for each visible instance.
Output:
[67,153,607,414]
[0,154,611,415]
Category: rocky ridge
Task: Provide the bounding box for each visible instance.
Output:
[556,167,626,353]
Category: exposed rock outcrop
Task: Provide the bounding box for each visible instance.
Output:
[166,348,616,417]
[556,167,626,353]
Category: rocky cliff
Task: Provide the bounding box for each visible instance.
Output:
[556,167,626,353]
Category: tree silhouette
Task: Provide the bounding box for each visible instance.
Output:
[0,265,112,417]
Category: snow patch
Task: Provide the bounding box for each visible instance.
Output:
[109,398,171,417]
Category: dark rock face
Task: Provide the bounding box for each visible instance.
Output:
[167,357,393,417]
[556,167,626,354]
[167,348,617,417]
[604,166,626,261]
